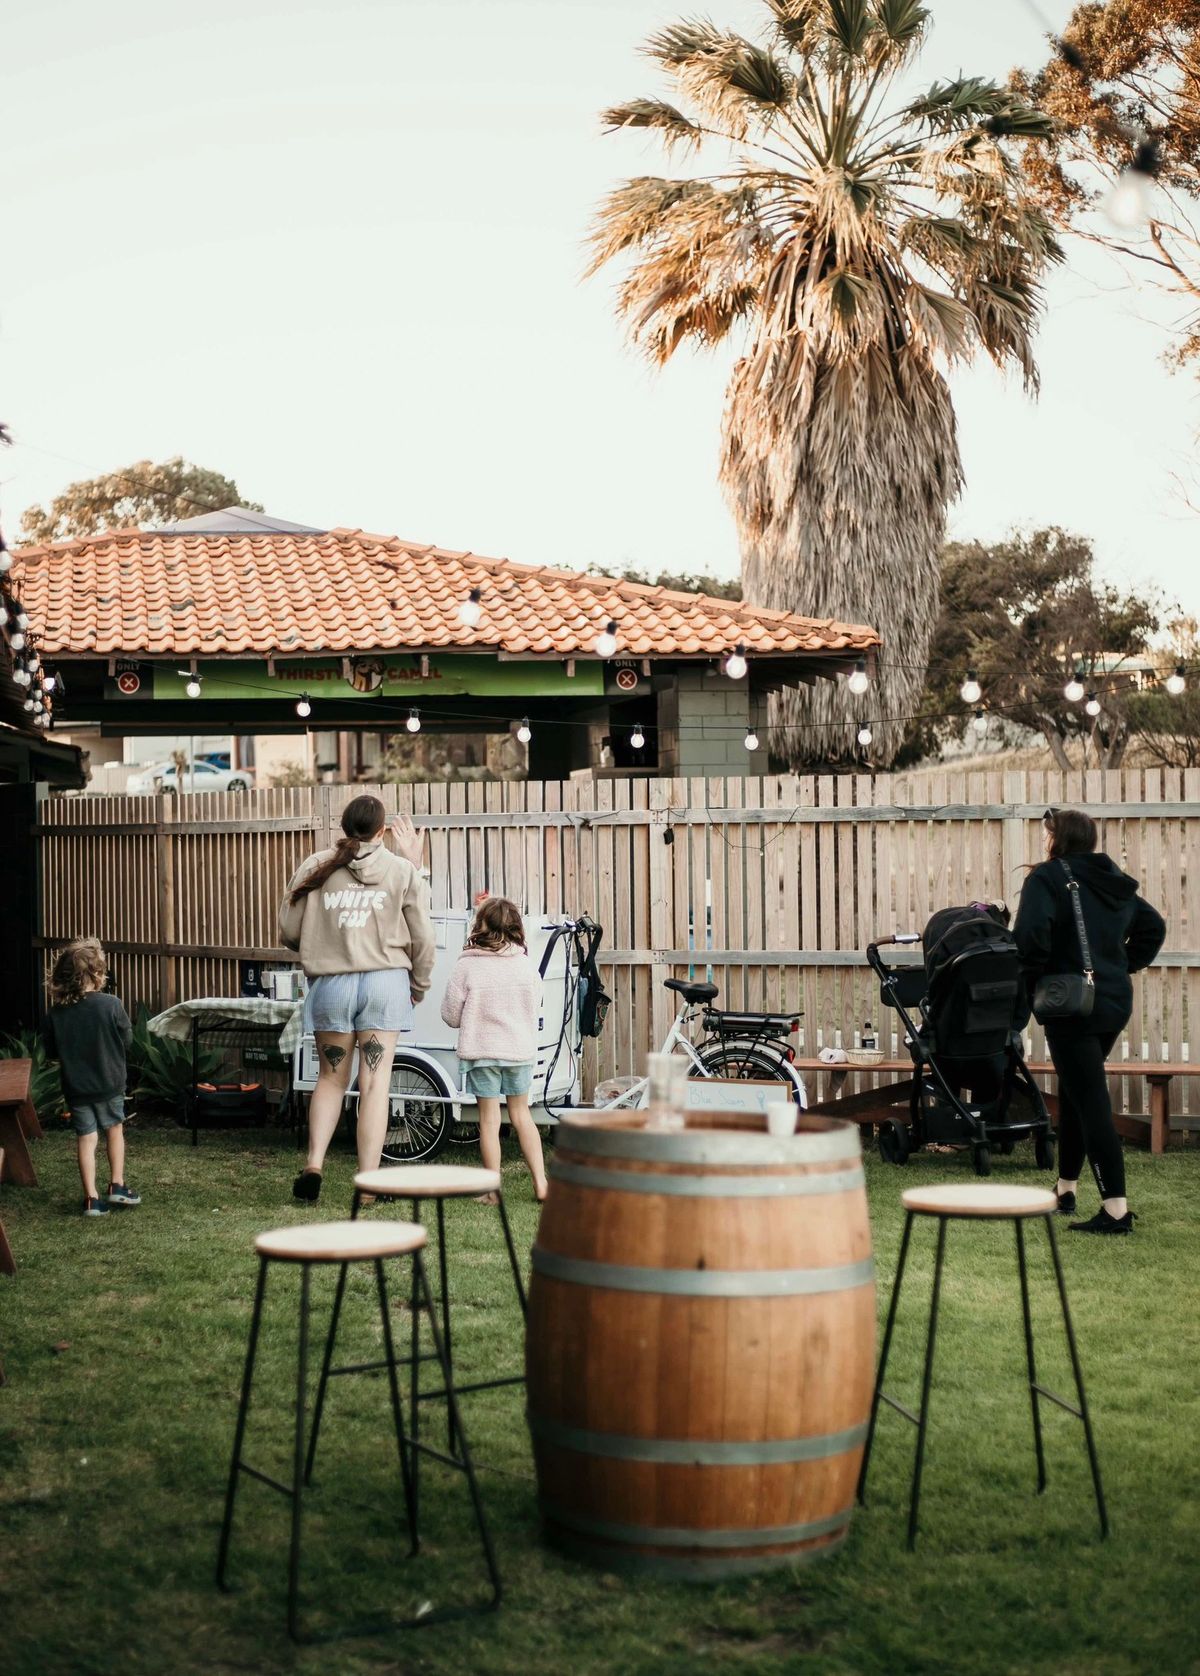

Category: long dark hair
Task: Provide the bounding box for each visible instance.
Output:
[290,795,386,904]
[467,896,526,953]
[1045,807,1098,860]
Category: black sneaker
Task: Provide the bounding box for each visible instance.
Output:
[292,1170,322,1202]
[1069,1207,1136,1236]
[107,1183,141,1207]
[83,1196,110,1217]
[1054,1189,1077,1216]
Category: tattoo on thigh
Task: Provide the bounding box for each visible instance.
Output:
[321,1044,347,1072]
[361,1034,385,1074]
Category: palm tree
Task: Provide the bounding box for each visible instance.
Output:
[589,0,1060,762]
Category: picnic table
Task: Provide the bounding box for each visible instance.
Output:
[0,1058,43,1278]
[797,1057,1196,1154]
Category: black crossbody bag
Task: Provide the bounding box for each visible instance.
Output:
[1032,860,1096,1024]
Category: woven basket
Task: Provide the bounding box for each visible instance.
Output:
[845,1048,885,1068]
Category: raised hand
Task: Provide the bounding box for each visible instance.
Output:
[389,812,426,869]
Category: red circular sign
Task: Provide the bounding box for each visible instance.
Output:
[615,667,639,691]
[116,671,141,695]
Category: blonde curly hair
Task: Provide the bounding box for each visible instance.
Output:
[49,938,108,1007]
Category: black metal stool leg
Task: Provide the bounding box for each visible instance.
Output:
[410,1199,421,1545]
[435,1197,457,1454]
[1045,1217,1109,1538]
[495,1192,528,1318]
[374,1258,419,1556]
[908,1216,947,1550]
[287,1263,311,1644]
[858,1210,914,1505]
[305,1259,350,1485]
[413,1249,502,1609]
[1015,1219,1047,1493]
[216,1255,269,1589]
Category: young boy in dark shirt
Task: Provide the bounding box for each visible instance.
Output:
[41,939,140,1217]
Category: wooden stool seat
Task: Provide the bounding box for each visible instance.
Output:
[901,1184,1057,1220]
[354,1165,503,1199]
[255,1220,427,1264]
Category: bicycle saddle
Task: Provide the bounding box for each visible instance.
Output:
[663,978,719,1004]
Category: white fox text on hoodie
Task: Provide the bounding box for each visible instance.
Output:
[279,841,435,999]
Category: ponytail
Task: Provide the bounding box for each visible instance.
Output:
[289,794,387,904]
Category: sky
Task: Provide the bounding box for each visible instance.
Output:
[3,0,1198,617]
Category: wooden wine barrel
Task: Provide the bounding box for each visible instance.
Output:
[525,1110,874,1579]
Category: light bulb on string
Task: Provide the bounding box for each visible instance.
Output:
[295,694,312,719]
[960,670,981,705]
[22,697,33,712]
[8,631,24,652]
[857,724,873,748]
[14,607,28,632]
[973,709,988,737]
[185,673,202,699]
[630,724,645,750]
[724,644,748,680]
[595,620,619,659]
[516,717,532,744]
[0,547,11,576]
[1166,663,1187,696]
[1064,669,1086,703]
[1085,692,1101,718]
[744,728,759,751]
[458,587,483,628]
[406,708,421,734]
[43,675,56,693]
[1106,137,1160,230]
[847,659,869,696]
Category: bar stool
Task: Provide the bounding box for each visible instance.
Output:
[857,1183,1108,1549]
[309,1164,527,1470]
[215,1219,500,1642]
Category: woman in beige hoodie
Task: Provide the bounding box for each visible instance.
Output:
[280,796,434,1200]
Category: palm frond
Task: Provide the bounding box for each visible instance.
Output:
[764,0,824,53]
[824,0,873,61]
[585,177,717,273]
[600,98,702,151]
[907,77,1018,132]
[643,19,731,68]
[870,0,929,53]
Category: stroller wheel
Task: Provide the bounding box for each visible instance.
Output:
[878,1119,911,1166]
[972,1142,992,1177]
[1034,1131,1056,1172]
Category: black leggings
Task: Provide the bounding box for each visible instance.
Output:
[1045,1029,1124,1200]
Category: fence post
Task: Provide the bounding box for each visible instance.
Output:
[156,793,177,1010]
[648,777,677,1050]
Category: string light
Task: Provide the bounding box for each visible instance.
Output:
[516,717,532,744]
[1106,137,1160,229]
[406,707,421,733]
[973,709,988,737]
[43,674,57,693]
[629,724,645,750]
[185,673,202,699]
[724,644,748,680]
[744,727,759,750]
[595,620,619,659]
[857,724,873,747]
[295,694,312,718]
[1085,692,1102,717]
[1166,664,1187,696]
[847,660,869,696]
[1064,669,1086,703]
[960,669,982,705]
[0,544,10,576]
[458,587,483,628]
[22,697,33,712]
[8,631,24,652]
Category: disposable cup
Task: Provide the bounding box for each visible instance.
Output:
[766,1100,796,1138]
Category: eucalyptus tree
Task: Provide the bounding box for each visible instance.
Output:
[590,0,1060,760]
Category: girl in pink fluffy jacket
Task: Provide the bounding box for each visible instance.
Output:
[440,897,548,1202]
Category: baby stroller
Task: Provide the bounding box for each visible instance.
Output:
[865,904,1056,1177]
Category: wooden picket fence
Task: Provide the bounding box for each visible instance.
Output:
[32,767,1200,1115]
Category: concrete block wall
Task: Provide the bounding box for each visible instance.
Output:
[657,670,770,775]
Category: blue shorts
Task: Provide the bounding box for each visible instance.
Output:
[305,969,413,1036]
[462,1061,534,1098]
[71,1094,126,1137]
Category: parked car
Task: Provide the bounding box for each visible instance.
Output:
[128,760,254,794]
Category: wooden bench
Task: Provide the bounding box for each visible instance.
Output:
[797,1057,1197,1156]
[0,1145,14,1278]
[0,1059,40,1188]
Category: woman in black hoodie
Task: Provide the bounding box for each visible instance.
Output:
[1013,809,1165,1235]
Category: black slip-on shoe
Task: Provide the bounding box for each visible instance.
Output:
[1069,1207,1136,1236]
[292,1170,322,1202]
[1054,1189,1077,1216]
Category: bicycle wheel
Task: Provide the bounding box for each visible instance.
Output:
[382,1059,453,1163]
[694,1042,803,1099]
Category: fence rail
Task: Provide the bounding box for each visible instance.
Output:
[34,767,1200,1118]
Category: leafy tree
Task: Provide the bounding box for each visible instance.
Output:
[589,0,1060,763]
[1126,617,1200,766]
[589,563,743,601]
[903,528,1160,769]
[20,458,262,544]
[1014,1,1200,370]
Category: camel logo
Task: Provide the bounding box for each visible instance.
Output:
[348,658,386,694]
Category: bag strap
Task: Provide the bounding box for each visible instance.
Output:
[1057,860,1095,983]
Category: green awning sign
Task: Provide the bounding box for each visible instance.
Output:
[143,656,603,701]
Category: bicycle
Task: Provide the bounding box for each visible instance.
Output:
[594,976,807,1109]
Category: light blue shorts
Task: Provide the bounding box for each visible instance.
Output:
[462,1061,534,1098]
[71,1094,126,1137]
[305,969,413,1036]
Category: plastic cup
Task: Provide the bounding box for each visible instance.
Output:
[766,1100,796,1138]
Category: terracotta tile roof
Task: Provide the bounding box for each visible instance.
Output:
[10,527,879,661]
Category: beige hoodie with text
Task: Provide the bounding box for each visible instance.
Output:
[279,841,435,1000]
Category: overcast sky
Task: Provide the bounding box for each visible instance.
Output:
[4,0,1197,618]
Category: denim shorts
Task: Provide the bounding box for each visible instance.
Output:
[305,969,413,1035]
[461,1060,534,1098]
[71,1094,126,1137]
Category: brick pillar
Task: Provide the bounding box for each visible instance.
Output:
[656,670,769,775]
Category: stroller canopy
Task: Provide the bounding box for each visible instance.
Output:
[922,903,1025,1058]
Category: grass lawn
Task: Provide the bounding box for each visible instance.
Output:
[1,1124,1198,1676]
